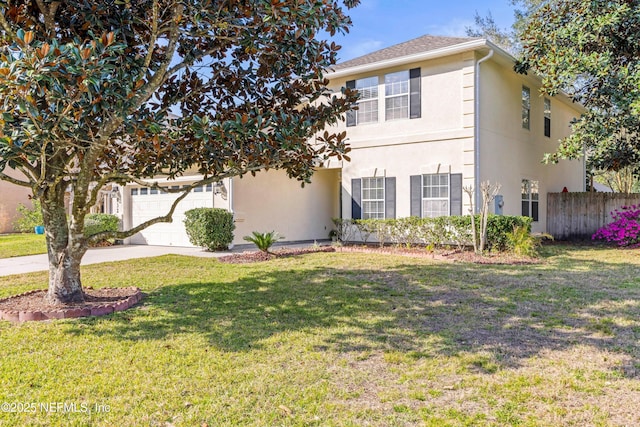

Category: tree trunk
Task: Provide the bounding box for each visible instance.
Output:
[46,247,85,304]
[41,189,88,305]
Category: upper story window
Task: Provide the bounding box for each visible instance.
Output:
[361,177,385,219]
[385,71,409,120]
[345,76,378,126]
[544,98,551,138]
[521,179,539,222]
[346,68,420,126]
[522,86,530,130]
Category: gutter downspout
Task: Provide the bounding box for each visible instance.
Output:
[474,48,494,212]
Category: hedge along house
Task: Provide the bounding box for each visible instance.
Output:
[115,34,585,247]
[325,35,585,233]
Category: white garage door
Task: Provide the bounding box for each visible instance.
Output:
[130,183,214,246]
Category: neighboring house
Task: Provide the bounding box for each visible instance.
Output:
[115,34,585,246]
[0,169,33,234]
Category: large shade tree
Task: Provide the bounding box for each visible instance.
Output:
[515,0,640,172]
[0,0,359,304]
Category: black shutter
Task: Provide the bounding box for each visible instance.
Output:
[409,68,421,119]
[410,175,422,217]
[385,177,396,219]
[544,117,551,138]
[450,173,463,216]
[346,80,356,127]
[351,178,362,219]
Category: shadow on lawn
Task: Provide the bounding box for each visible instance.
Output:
[68,252,640,376]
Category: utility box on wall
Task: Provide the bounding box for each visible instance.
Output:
[495,195,504,215]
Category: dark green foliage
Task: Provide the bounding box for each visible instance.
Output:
[84,214,120,246]
[84,214,120,237]
[184,208,235,251]
[243,231,283,254]
[336,216,532,252]
[0,0,359,302]
[517,0,640,174]
[485,215,533,252]
[14,199,42,233]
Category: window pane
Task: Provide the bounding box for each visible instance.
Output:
[522,86,530,130]
[385,96,408,120]
[357,99,378,124]
[544,98,551,118]
[140,188,148,195]
[150,187,158,195]
[361,177,385,219]
[356,76,378,93]
[131,188,138,196]
[521,179,529,201]
[385,71,409,96]
[423,200,449,218]
[422,173,450,218]
[522,200,529,217]
[384,71,409,121]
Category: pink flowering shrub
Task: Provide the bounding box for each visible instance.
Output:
[592,205,640,246]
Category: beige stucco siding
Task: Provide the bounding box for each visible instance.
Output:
[341,138,470,219]
[478,58,584,233]
[329,54,471,142]
[232,169,340,245]
[0,169,32,233]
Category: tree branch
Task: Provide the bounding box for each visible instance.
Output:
[0,10,17,39]
[0,171,32,187]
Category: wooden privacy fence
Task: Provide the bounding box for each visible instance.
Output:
[547,192,640,240]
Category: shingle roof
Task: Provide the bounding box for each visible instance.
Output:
[332,34,481,71]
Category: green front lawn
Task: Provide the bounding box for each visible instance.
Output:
[0,246,639,426]
[0,233,47,258]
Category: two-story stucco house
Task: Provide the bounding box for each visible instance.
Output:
[119,34,585,246]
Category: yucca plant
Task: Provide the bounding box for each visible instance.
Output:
[243,231,284,254]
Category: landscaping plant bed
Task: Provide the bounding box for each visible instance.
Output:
[219,246,336,264]
[0,286,142,322]
[219,243,539,265]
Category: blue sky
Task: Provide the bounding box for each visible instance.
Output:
[331,1,516,61]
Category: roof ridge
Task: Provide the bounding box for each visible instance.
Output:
[333,34,482,71]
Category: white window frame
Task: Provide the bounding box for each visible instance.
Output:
[361,177,385,219]
[384,70,409,121]
[522,86,530,130]
[422,173,450,218]
[355,76,379,125]
[521,179,539,222]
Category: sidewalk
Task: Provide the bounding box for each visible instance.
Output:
[0,241,325,277]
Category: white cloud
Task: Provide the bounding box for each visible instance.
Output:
[425,18,474,37]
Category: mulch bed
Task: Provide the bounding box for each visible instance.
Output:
[218,246,336,264]
[0,286,143,323]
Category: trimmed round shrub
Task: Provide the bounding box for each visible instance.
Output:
[84,213,120,237]
[184,208,235,251]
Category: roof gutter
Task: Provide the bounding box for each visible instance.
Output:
[325,39,493,80]
[474,48,494,213]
